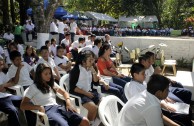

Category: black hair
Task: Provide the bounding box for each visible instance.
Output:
[57,45,64,51]
[8,42,18,54]
[147,74,170,95]
[145,51,155,57]
[91,34,96,38]
[130,63,145,78]
[98,43,111,57]
[45,40,50,45]
[138,54,150,64]
[78,37,85,42]
[51,38,56,44]
[40,46,48,52]
[65,32,71,36]
[34,63,55,94]
[69,50,93,93]
[94,38,102,46]
[10,50,21,61]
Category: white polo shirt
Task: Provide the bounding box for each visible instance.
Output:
[144,65,154,83]
[125,80,146,100]
[36,57,57,75]
[6,62,33,86]
[58,21,65,34]
[3,33,14,41]
[54,55,69,71]
[61,38,70,46]
[76,65,92,92]
[50,44,57,56]
[50,22,58,33]
[70,22,77,33]
[0,46,4,56]
[71,41,85,50]
[0,72,11,98]
[85,40,93,46]
[118,90,163,126]
[25,23,34,31]
[92,45,99,57]
[17,44,24,56]
[24,83,58,106]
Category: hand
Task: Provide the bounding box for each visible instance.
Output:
[86,92,94,99]
[103,82,109,90]
[117,73,124,78]
[0,85,5,92]
[66,104,77,113]
[39,106,45,113]
[165,97,175,103]
[166,104,176,113]
[90,66,96,73]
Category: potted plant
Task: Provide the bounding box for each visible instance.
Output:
[31,0,60,49]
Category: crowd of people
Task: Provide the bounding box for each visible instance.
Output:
[0,20,193,126]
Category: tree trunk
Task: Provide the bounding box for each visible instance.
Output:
[10,0,15,24]
[2,0,10,26]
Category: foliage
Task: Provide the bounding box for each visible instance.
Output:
[177,57,188,68]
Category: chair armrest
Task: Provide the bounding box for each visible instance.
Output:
[31,110,49,126]
[7,85,23,96]
[93,85,102,94]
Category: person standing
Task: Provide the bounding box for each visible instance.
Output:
[69,18,77,43]
[14,21,24,44]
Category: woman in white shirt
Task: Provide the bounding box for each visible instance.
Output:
[69,50,101,124]
[20,63,89,126]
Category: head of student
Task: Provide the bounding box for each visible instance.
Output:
[51,38,56,45]
[147,74,170,100]
[8,42,18,53]
[45,40,51,47]
[10,50,22,66]
[145,51,155,65]
[24,45,35,57]
[130,63,146,83]
[34,63,55,94]
[138,54,151,69]
[78,37,85,44]
[91,34,96,41]
[65,32,71,39]
[98,43,111,57]
[56,45,64,57]
[76,50,94,68]
[40,46,49,60]
[94,38,102,48]
[105,34,110,41]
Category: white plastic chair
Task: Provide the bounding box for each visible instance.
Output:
[98,95,124,126]
[124,82,131,100]
[59,74,88,117]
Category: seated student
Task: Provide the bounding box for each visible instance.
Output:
[69,50,101,125]
[97,43,131,88]
[92,38,102,58]
[125,63,192,126]
[6,50,34,87]
[45,40,52,56]
[50,38,58,57]
[144,52,192,105]
[54,46,72,73]
[118,74,180,126]
[70,37,86,61]
[90,52,126,103]
[85,34,96,46]
[61,32,71,53]
[20,63,90,126]
[4,42,18,66]
[0,57,22,126]
[36,46,61,81]
[23,45,39,67]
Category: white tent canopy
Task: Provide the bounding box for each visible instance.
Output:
[119,15,158,22]
[84,11,117,22]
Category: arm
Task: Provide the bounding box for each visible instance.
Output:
[162,114,180,126]
[58,62,71,71]
[74,87,94,98]
[53,67,61,81]
[12,63,24,85]
[20,97,45,113]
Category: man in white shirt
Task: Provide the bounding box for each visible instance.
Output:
[85,34,96,46]
[61,32,71,53]
[50,19,58,35]
[25,20,35,42]
[58,19,69,44]
[118,74,179,126]
[69,18,77,43]
[3,30,14,41]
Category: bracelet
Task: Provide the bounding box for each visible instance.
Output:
[66,98,70,100]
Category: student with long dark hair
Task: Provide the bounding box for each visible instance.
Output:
[69,50,101,125]
[23,45,39,66]
[21,63,89,126]
[97,43,131,88]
